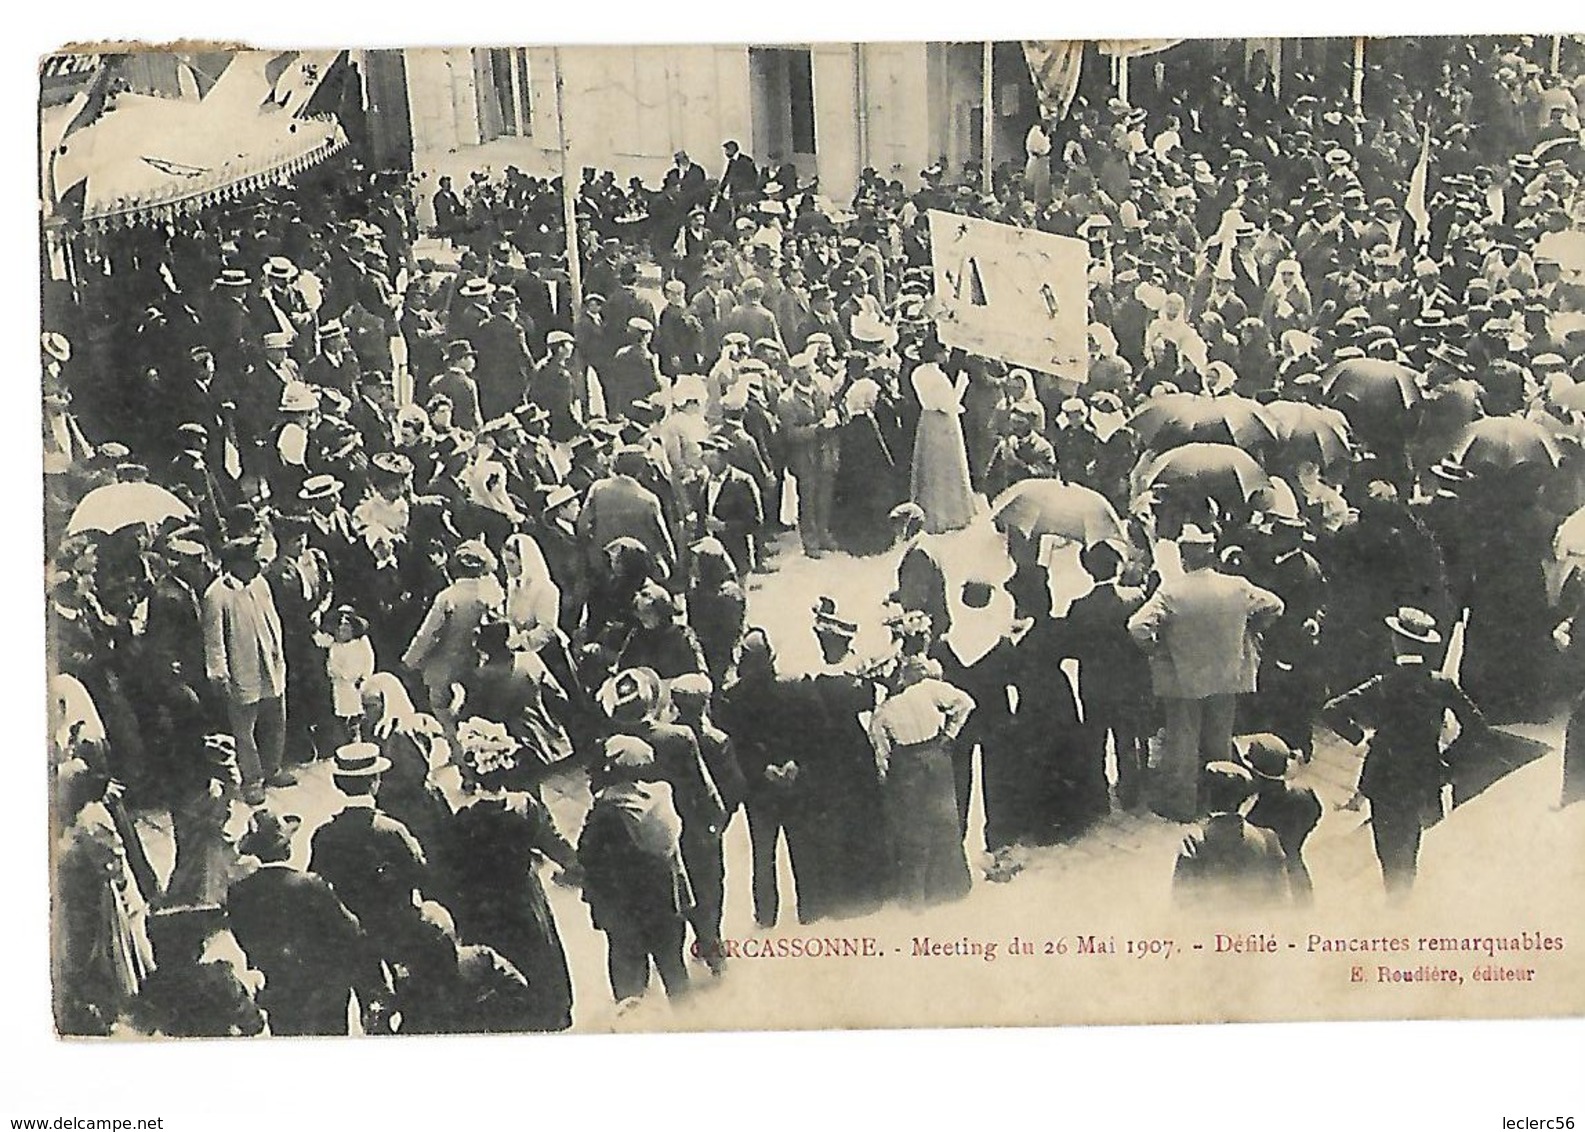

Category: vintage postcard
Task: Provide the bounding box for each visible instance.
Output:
[38,35,1585,1038]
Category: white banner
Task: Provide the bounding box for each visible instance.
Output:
[927,210,1089,382]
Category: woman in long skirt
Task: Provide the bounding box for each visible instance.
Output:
[867,655,976,906]
[908,353,978,534]
[430,721,577,1032]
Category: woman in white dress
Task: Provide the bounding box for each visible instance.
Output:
[908,351,978,534]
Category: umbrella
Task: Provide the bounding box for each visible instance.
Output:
[1454,415,1562,471]
[1535,229,1585,276]
[1323,358,1423,416]
[990,478,1125,546]
[1137,443,1271,508]
[1262,400,1355,467]
[1555,506,1585,561]
[66,482,192,537]
[1130,392,1278,453]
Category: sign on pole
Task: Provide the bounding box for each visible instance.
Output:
[927,210,1088,382]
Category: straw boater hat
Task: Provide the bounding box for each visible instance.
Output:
[332,742,391,778]
[1385,606,1441,646]
[41,332,71,362]
[299,474,344,502]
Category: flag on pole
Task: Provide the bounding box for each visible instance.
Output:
[1404,120,1433,251]
[1020,41,1085,122]
[58,54,125,142]
[47,53,127,217]
[259,50,340,114]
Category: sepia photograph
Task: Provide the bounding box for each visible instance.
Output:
[26,11,1585,1103]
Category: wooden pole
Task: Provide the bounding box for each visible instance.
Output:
[1351,36,1365,116]
[1119,54,1130,105]
[981,41,994,193]
[552,46,583,319]
[1551,35,1563,76]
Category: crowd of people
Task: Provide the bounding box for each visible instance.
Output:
[44,35,1585,1037]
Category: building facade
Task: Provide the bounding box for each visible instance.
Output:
[380,39,1392,208]
[392,42,1016,204]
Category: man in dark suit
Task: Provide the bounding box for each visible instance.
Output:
[309,744,429,949]
[472,293,534,423]
[695,436,763,576]
[450,278,496,341]
[655,281,705,379]
[303,320,362,397]
[429,339,484,434]
[532,484,588,634]
[433,176,466,242]
[577,446,678,578]
[1322,607,1486,902]
[603,319,664,421]
[1244,513,1327,760]
[228,810,384,1036]
[716,140,760,217]
[1061,542,1152,811]
[527,331,585,445]
[265,515,334,762]
[715,629,829,927]
[663,149,707,202]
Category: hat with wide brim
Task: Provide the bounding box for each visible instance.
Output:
[279,383,321,413]
[299,474,344,501]
[332,742,391,777]
[41,332,72,362]
[850,312,899,348]
[1385,606,1441,646]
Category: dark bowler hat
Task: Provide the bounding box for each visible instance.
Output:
[1235,733,1295,780]
[1203,760,1257,812]
[812,595,859,637]
[238,809,301,860]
